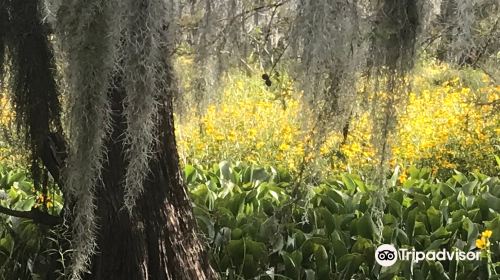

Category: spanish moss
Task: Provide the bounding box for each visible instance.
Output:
[366,0,421,239]
[121,0,169,213]
[1,0,62,191]
[56,0,121,278]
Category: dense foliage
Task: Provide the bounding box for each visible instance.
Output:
[176,61,499,180]
[0,165,64,279]
[1,162,499,279]
[186,162,500,279]
[1,58,499,279]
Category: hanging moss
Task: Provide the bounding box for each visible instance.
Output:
[367,0,421,173]
[288,0,364,146]
[121,0,169,213]
[0,0,6,81]
[369,0,420,71]
[56,0,122,278]
[363,0,422,239]
[0,0,62,192]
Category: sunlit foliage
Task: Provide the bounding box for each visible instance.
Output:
[176,62,499,180]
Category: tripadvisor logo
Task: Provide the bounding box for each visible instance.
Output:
[375,244,398,267]
[375,244,480,267]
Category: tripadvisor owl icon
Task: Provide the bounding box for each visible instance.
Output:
[375,244,398,267]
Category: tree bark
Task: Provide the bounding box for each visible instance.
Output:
[86,75,217,279]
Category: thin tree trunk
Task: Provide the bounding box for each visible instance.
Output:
[436,0,456,62]
[87,74,217,279]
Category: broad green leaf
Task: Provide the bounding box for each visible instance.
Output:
[341,174,356,192]
[6,171,26,187]
[463,218,479,251]
[482,192,500,212]
[440,183,456,197]
[337,253,363,280]
[184,165,197,184]
[427,206,443,232]
[357,213,379,241]
[219,161,232,181]
[282,250,303,279]
[331,237,348,259]
[317,207,335,235]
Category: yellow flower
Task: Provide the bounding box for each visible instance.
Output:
[398,172,407,183]
[214,134,225,141]
[476,230,492,250]
[279,143,290,151]
[320,145,329,155]
[482,230,493,239]
[248,128,258,137]
[256,141,265,149]
[476,237,487,250]
[228,132,237,142]
[196,142,205,150]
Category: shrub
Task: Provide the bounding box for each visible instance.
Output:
[187,161,500,279]
[175,62,499,179]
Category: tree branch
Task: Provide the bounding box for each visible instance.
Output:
[0,205,62,226]
[217,0,290,23]
[206,0,290,47]
[475,99,500,107]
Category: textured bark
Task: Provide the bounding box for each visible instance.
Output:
[86,76,217,280]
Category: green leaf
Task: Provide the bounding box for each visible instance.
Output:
[453,171,467,185]
[282,250,303,279]
[318,207,335,235]
[439,183,456,197]
[430,226,451,241]
[389,165,400,188]
[331,235,348,259]
[318,195,340,214]
[242,254,259,278]
[351,238,375,266]
[463,218,479,251]
[406,208,418,242]
[326,189,348,206]
[426,238,449,251]
[427,206,443,232]
[412,192,432,209]
[0,237,14,256]
[484,217,500,242]
[337,253,363,280]
[196,214,215,240]
[429,261,451,280]
[0,173,8,189]
[276,166,292,182]
[184,165,197,184]
[304,269,315,280]
[245,239,268,263]
[462,180,478,195]
[17,181,32,193]
[313,244,329,279]
[395,228,409,245]
[341,174,356,191]
[357,213,379,241]
[388,199,403,218]
[250,167,269,183]
[6,171,26,187]
[482,192,500,212]
[16,197,34,211]
[219,161,232,181]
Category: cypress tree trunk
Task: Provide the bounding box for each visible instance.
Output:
[87,75,217,280]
